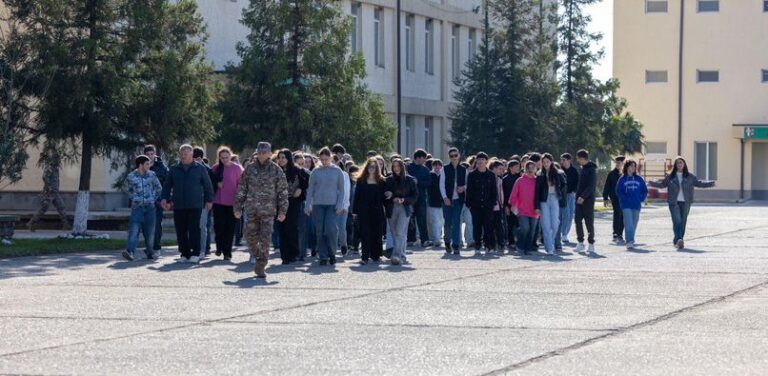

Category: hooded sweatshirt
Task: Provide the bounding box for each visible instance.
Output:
[576,161,598,201]
[508,174,539,219]
[616,174,649,211]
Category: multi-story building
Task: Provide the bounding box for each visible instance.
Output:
[199,0,484,160]
[614,0,768,200]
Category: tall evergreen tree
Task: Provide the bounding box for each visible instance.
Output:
[12,0,218,234]
[219,0,396,158]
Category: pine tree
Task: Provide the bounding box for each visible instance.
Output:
[219,0,396,159]
[12,0,218,234]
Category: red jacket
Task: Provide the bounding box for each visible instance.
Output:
[508,174,539,219]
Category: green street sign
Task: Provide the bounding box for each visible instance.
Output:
[744,127,768,139]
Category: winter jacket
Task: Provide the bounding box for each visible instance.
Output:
[576,162,598,201]
[535,170,567,209]
[502,173,521,208]
[384,174,419,218]
[563,165,579,194]
[603,169,621,202]
[162,161,214,210]
[648,172,715,204]
[615,174,648,210]
[508,174,539,219]
[125,170,162,207]
[465,169,498,209]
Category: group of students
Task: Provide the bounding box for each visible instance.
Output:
[120,142,715,277]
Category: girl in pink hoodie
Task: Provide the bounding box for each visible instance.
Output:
[508,161,540,255]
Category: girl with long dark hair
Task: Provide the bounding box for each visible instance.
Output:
[211,146,244,260]
[535,153,567,255]
[649,156,715,249]
[352,158,386,264]
[384,158,418,265]
[276,149,309,264]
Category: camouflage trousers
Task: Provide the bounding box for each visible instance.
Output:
[246,214,275,266]
[28,191,69,229]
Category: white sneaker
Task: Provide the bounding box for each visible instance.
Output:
[587,244,596,255]
[189,256,200,264]
[575,243,586,253]
[626,242,634,250]
[249,255,256,265]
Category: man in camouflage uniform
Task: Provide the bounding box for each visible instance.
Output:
[27,150,69,231]
[234,142,289,278]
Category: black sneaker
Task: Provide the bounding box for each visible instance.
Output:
[311,249,317,257]
[359,259,369,265]
[215,249,222,257]
[145,250,155,260]
[122,251,134,261]
[319,260,328,266]
[341,246,348,256]
[282,260,291,265]
[329,255,337,265]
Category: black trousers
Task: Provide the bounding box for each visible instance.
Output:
[470,206,495,250]
[359,213,384,261]
[493,210,505,248]
[213,204,236,258]
[278,200,301,262]
[575,198,595,244]
[174,208,202,259]
[611,200,624,238]
[506,212,518,245]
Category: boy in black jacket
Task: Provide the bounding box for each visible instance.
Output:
[603,156,625,243]
[465,152,498,256]
[574,149,597,255]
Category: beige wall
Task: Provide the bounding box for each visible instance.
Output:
[614,0,768,199]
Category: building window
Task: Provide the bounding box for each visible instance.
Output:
[697,0,719,12]
[697,70,719,83]
[645,142,667,155]
[762,69,768,83]
[646,0,668,13]
[405,14,415,72]
[350,2,361,53]
[468,28,476,58]
[425,18,434,75]
[424,117,434,152]
[374,8,384,68]
[694,142,717,180]
[764,0,768,12]
[405,115,414,156]
[451,25,460,80]
[645,70,668,83]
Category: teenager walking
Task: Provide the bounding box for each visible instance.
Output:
[352,158,387,264]
[427,159,444,248]
[603,156,626,243]
[491,160,507,253]
[161,144,214,264]
[122,155,163,261]
[509,161,540,256]
[615,159,648,250]
[536,154,567,255]
[503,159,522,251]
[465,152,498,256]
[558,153,579,245]
[144,145,168,251]
[407,149,432,247]
[211,147,244,261]
[439,148,467,255]
[574,149,598,255]
[648,157,715,249]
[276,149,309,265]
[384,159,418,265]
[305,147,347,266]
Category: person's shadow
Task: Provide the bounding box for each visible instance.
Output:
[677,248,706,254]
[223,277,279,288]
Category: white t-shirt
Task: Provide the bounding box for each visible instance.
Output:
[676,172,685,202]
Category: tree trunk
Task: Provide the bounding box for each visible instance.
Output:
[72,131,93,235]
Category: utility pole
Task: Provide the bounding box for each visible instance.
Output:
[396,0,402,154]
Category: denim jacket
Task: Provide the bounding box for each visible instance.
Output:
[125,170,162,207]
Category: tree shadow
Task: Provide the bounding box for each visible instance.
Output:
[108,258,159,270]
[0,253,118,280]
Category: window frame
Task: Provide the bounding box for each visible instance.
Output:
[762,69,768,83]
[405,14,415,72]
[374,7,385,68]
[468,28,476,59]
[350,2,361,54]
[696,0,719,13]
[405,115,415,156]
[425,18,434,75]
[696,69,719,83]
[424,117,434,153]
[451,25,460,80]
[694,142,718,180]
[645,0,669,14]
[645,70,669,83]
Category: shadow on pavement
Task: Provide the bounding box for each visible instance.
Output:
[222,277,279,287]
[0,253,117,280]
[677,248,707,254]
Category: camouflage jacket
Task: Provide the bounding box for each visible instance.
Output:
[42,165,60,193]
[124,170,163,206]
[234,158,289,218]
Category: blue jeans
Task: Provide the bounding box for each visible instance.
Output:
[199,208,211,256]
[669,201,691,244]
[442,199,463,248]
[127,205,156,256]
[312,205,339,261]
[388,203,410,261]
[428,207,443,243]
[462,204,473,244]
[540,193,561,254]
[560,193,576,241]
[622,208,641,243]
[516,215,539,253]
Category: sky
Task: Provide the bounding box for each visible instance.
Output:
[585,0,614,82]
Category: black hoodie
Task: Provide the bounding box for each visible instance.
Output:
[576,162,597,201]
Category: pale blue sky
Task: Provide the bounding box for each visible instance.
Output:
[586,0,613,82]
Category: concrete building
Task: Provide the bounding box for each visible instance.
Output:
[614,0,768,200]
[198,0,484,160]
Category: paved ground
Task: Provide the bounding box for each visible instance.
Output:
[1,204,767,375]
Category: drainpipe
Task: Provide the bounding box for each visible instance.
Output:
[676,0,685,156]
[396,0,402,154]
[740,138,745,201]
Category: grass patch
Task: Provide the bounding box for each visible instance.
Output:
[0,239,176,259]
